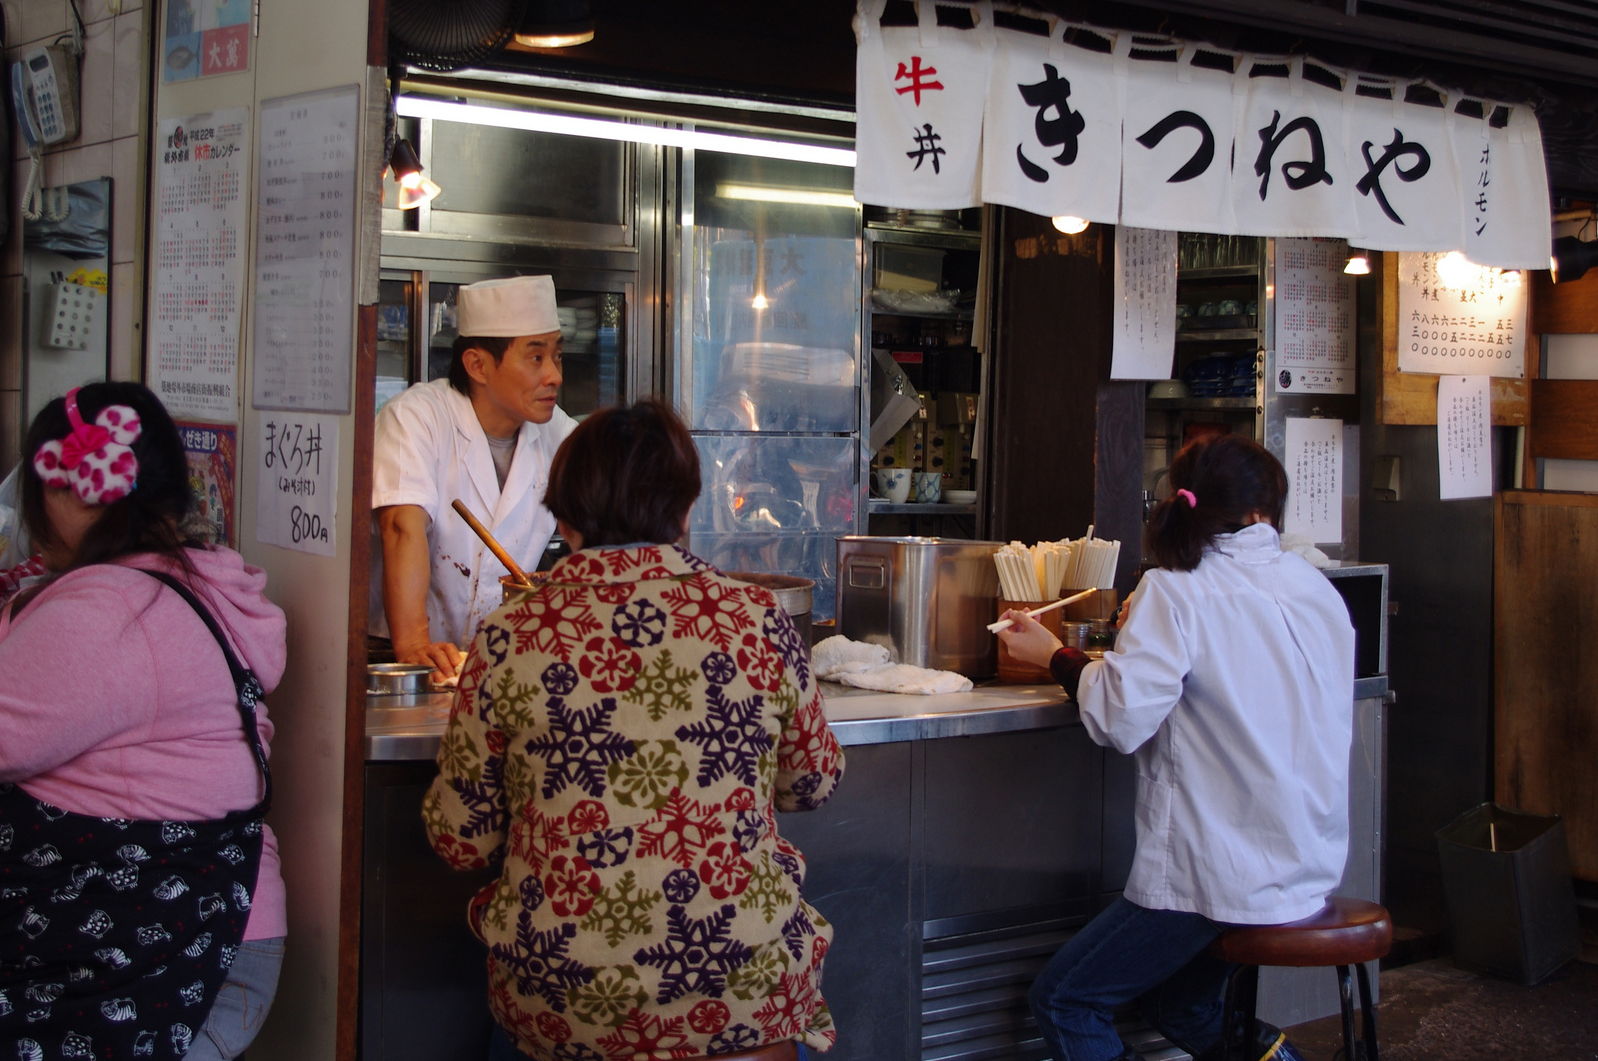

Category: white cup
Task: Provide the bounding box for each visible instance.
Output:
[874,467,911,504]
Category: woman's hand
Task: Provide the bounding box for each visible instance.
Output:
[996,609,1063,668]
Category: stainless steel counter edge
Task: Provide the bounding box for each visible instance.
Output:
[365,675,1388,761]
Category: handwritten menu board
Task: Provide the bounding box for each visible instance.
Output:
[1274,237,1354,394]
[251,85,358,414]
[1438,375,1493,499]
[1397,251,1526,378]
[256,413,339,556]
[1111,227,1177,380]
[149,109,249,421]
[1284,417,1343,544]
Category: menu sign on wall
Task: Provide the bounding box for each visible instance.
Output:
[149,109,249,421]
[252,85,359,414]
[1438,375,1493,500]
[256,414,339,556]
[1284,417,1344,545]
[1274,237,1354,394]
[1110,226,1177,380]
[1396,251,1526,378]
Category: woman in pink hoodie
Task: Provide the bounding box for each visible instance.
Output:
[0,383,287,1061]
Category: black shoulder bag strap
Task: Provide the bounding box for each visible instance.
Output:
[143,570,273,814]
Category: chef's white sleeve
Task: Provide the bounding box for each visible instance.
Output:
[1075,572,1191,755]
[372,391,442,520]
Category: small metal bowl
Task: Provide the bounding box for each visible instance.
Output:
[367,663,434,696]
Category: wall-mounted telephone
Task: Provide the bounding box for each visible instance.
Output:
[10,45,79,147]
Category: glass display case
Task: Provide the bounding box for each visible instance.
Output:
[680,149,862,620]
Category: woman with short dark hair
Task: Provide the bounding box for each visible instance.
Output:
[425,399,845,1061]
[999,435,1355,1061]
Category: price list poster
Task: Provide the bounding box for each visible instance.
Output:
[1274,238,1354,394]
[1396,251,1526,378]
[1110,227,1178,380]
[149,108,249,422]
[252,85,359,414]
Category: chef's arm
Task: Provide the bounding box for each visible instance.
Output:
[377,504,465,680]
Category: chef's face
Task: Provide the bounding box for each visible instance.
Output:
[475,331,564,425]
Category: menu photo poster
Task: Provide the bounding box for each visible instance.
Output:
[1396,251,1527,378]
[256,413,339,557]
[176,420,237,548]
[1111,227,1178,380]
[1284,416,1344,545]
[1438,374,1494,500]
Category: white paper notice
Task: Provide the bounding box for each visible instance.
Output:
[1111,227,1178,380]
[256,413,338,556]
[1274,237,1354,394]
[1437,375,1493,500]
[252,85,359,413]
[1284,417,1344,544]
[1396,251,1526,377]
[149,109,249,420]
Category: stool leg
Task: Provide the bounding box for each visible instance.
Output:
[1336,965,1357,1061]
[1219,965,1259,1061]
[1355,961,1378,1061]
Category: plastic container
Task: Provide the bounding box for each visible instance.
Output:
[1435,803,1581,983]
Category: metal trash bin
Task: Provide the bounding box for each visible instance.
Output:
[1435,803,1581,984]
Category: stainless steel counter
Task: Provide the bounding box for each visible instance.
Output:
[364,674,1388,761]
[365,682,1081,760]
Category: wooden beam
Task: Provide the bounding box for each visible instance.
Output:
[1531,267,1598,335]
[1528,378,1598,460]
[1378,251,1533,425]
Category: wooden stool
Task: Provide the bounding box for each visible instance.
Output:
[1209,897,1393,1061]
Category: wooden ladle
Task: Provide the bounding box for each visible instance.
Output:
[451,499,535,587]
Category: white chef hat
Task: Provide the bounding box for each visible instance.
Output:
[457,275,559,338]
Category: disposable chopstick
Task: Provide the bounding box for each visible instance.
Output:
[987,588,1096,633]
[451,499,535,587]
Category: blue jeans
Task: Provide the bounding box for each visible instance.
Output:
[182,937,286,1060]
[1029,898,1233,1061]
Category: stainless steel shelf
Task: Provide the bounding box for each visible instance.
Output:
[868,501,979,515]
[1176,328,1260,342]
[1146,397,1259,411]
[1178,265,1262,280]
[868,303,976,321]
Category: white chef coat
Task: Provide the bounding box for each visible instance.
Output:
[1077,523,1356,926]
[369,378,578,646]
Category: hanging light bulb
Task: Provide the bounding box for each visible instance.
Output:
[515,0,595,47]
[1550,236,1598,284]
[390,139,441,210]
[1344,252,1371,275]
[1051,215,1089,234]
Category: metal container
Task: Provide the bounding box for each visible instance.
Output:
[1060,622,1092,651]
[727,572,814,650]
[367,663,433,696]
[836,536,1003,678]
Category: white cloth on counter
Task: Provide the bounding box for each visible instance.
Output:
[1280,532,1334,569]
[1076,522,1356,925]
[811,635,974,695]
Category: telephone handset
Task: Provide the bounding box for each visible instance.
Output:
[10,45,79,147]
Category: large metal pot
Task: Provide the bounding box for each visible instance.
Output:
[727,572,815,651]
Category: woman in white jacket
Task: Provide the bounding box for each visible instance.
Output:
[999,435,1355,1061]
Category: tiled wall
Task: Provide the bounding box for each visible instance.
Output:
[1,0,148,472]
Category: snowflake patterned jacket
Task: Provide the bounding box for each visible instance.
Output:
[424,543,846,1061]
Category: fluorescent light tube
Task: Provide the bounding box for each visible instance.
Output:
[396,96,856,168]
[715,183,857,208]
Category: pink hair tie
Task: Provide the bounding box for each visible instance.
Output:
[32,387,142,505]
[1176,488,1198,508]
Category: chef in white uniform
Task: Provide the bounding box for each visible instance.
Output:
[370,275,578,679]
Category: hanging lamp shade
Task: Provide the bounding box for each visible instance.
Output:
[514,0,593,47]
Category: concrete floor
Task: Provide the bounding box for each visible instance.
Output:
[1285,954,1598,1060]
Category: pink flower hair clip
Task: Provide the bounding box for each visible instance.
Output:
[32,388,142,505]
